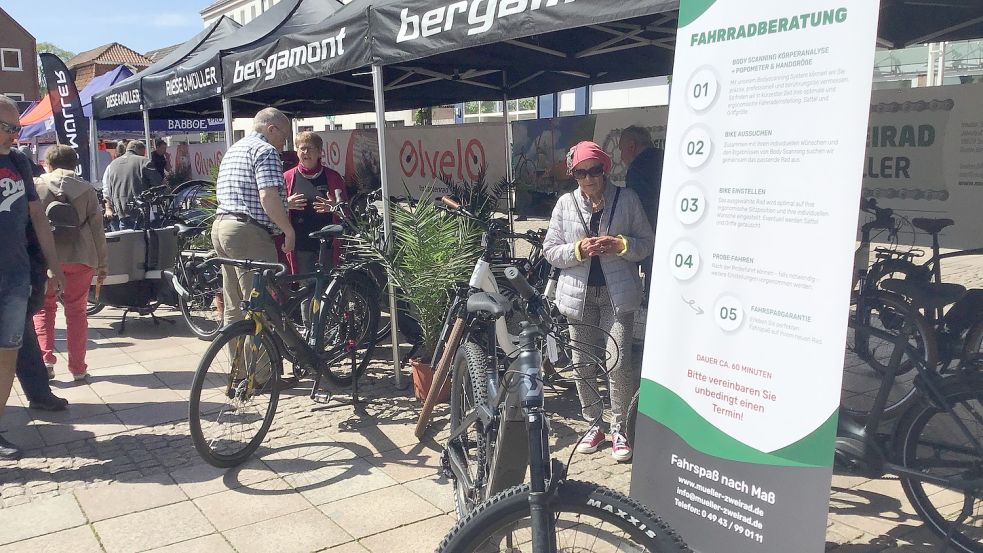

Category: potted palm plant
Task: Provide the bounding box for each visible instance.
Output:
[347,183,480,401]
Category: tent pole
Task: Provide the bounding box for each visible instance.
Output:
[142,109,151,149]
[372,64,404,389]
[502,74,515,236]
[89,116,98,183]
[222,96,234,148]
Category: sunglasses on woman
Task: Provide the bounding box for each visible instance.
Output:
[572,165,605,179]
[0,121,22,134]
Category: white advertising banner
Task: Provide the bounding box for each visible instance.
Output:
[864,83,983,249]
[317,123,508,198]
[630,2,879,552]
[166,142,226,181]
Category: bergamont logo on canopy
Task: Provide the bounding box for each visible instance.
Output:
[396,0,576,43]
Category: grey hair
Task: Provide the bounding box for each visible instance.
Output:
[252,107,288,133]
[126,140,147,155]
[620,125,654,149]
[0,95,18,115]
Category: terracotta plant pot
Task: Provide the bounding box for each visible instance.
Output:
[411,357,451,404]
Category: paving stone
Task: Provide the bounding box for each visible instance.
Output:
[75,472,187,522]
[223,507,352,553]
[0,495,86,545]
[358,514,456,553]
[143,533,236,553]
[193,477,312,531]
[320,485,441,539]
[366,442,444,484]
[0,524,103,553]
[322,543,370,553]
[94,500,215,553]
[282,457,399,506]
[170,459,276,499]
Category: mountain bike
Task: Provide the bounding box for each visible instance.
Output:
[414,196,571,437]
[188,229,379,468]
[437,267,690,553]
[837,289,983,553]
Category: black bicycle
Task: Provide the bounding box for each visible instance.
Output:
[438,267,689,552]
[838,288,983,552]
[188,228,379,467]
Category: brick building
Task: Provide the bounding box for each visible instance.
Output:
[66,42,150,90]
[0,7,39,102]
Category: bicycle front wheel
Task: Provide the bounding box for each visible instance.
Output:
[189,319,281,468]
[897,376,983,553]
[449,341,491,516]
[318,276,380,385]
[436,480,691,553]
[841,291,935,420]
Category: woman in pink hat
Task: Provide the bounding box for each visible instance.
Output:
[543,140,655,462]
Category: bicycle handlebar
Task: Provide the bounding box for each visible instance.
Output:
[505,266,551,326]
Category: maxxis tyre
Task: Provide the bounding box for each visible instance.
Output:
[436,480,692,553]
[896,374,983,553]
[188,320,281,468]
[448,341,491,516]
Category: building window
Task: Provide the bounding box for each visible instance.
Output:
[250,5,256,20]
[356,122,375,130]
[357,121,404,130]
[233,130,245,142]
[2,93,24,101]
[0,49,23,71]
[240,9,246,23]
[298,125,314,132]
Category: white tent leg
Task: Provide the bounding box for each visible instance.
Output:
[89,116,98,183]
[502,83,515,237]
[372,64,404,389]
[142,109,151,149]
[222,96,233,148]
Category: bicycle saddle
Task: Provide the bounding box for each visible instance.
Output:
[911,217,954,235]
[309,225,344,241]
[880,278,966,309]
[467,292,511,320]
[175,223,206,237]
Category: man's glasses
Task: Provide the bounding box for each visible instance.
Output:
[0,121,22,134]
[572,165,605,180]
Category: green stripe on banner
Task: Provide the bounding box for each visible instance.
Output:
[679,0,717,28]
[638,379,837,467]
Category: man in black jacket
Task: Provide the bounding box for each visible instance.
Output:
[103,140,163,230]
[619,125,665,299]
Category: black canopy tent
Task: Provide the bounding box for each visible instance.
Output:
[87,16,240,176]
[221,0,678,115]
[214,0,680,384]
[877,0,983,48]
[91,16,241,121]
[133,0,346,142]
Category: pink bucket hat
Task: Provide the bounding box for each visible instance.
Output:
[566,141,612,175]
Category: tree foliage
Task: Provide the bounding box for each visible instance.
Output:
[36,42,76,94]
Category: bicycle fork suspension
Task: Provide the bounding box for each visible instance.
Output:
[525,409,557,553]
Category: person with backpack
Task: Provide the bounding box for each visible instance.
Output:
[32,145,108,382]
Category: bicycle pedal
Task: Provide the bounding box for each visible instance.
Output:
[311,389,333,404]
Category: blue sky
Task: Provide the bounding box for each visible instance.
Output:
[4,1,214,57]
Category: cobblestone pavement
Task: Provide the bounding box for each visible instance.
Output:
[0,216,979,552]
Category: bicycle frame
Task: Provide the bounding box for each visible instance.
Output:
[243,267,355,382]
[838,301,983,492]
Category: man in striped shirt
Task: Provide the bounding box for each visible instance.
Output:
[211,107,295,326]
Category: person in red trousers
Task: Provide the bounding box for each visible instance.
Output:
[32,145,108,381]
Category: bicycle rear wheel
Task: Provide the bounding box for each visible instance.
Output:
[189,319,281,468]
[178,257,223,340]
[449,341,491,516]
[436,480,691,553]
[841,291,935,420]
[318,276,380,385]
[897,376,983,553]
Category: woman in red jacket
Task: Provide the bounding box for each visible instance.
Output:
[283,131,348,275]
